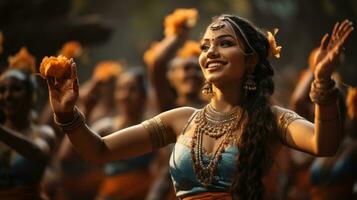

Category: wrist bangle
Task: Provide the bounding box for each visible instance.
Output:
[313,79,335,89]
[53,107,85,132]
[309,79,339,105]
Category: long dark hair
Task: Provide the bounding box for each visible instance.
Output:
[214,15,277,199]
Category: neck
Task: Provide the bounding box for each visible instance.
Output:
[210,83,243,112]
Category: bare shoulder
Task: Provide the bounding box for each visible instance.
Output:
[271,105,294,117]
[158,106,197,118]
[157,106,200,136]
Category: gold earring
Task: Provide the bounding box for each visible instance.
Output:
[243,74,256,91]
[202,81,213,95]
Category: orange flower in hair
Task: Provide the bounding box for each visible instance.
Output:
[143,42,160,67]
[346,87,357,120]
[267,28,282,58]
[0,31,3,55]
[93,61,124,82]
[164,8,198,37]
[59,41,83,59]
[8,47,36,73]
[39,55,72,78]
[176,40,200,58]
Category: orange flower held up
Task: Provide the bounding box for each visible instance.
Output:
[93,61,124,82]
[8,47,36,73]
[59,41,83,59]
[39,55,72,78]
[164,8,198,37]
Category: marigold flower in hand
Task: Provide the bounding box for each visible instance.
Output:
[40,55,72,78]
[8,47,36,73]
[164,8,198,37]
[59,41,83,59]
[93,61,124,82]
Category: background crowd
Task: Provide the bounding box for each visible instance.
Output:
[0,0,356,199]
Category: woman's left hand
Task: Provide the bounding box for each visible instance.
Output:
[314,20,354,80]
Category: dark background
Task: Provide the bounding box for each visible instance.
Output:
[1,0,356,105]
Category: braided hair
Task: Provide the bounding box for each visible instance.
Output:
[212,15,278,200]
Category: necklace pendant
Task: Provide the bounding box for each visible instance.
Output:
[191,104,245,187]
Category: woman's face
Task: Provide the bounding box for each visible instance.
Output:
[0,76,32,117]
[115,73,145,114]
[199,21,247,87]
[168,56,203,96]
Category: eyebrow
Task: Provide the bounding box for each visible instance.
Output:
[201,34,235,42]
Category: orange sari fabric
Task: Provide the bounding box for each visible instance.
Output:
[182,192,232,200]
[96,169,153,200]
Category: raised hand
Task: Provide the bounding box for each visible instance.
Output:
[47,60,79,122]
[314,20,354,80]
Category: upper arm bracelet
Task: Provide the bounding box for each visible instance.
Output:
[141,117,176,150]
[278,111,304,145]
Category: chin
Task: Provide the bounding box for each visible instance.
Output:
[205,75,223,84]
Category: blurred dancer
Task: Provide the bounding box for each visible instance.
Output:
[95,69,155,200]
[144,9,206,200]
[0,69,56,199]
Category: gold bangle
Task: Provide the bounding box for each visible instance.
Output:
[309,79,339,105]
[53,107,85,132]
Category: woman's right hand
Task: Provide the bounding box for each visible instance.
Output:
[46,60,79,122]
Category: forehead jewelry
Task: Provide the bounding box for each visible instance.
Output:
[209,20,225,31]
[217,16,256,55]
[208,20,245,52]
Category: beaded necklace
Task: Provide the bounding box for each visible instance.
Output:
[191,104,244,186]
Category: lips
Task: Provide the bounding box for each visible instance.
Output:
[205,60,227,72]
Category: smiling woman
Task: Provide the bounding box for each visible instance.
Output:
[199,31,247,88]
[43,14,353,200]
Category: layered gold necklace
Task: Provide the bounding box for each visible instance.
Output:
[191,104,244,186]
